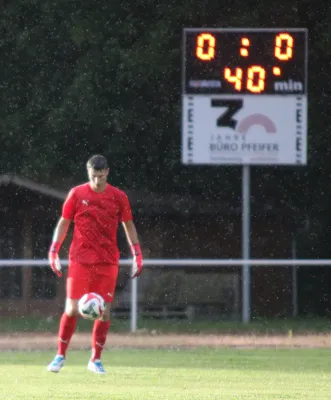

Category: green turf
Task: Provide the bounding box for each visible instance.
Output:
[2,316,331,334]
[0,348,330,399]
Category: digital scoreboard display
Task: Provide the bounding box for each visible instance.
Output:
[183,28,308,95]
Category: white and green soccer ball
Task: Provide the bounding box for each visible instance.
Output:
[78,292,106,321]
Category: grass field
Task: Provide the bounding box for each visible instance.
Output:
[0,348,330,400]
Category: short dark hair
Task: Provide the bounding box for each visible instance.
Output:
[86,155,109,170]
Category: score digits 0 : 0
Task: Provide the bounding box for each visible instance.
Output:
[196,33,294,93]
[191,31,304,94]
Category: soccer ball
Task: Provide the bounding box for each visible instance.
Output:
[78,292,106,321]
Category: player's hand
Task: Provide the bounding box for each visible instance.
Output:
[48,242,62,277]
[131,243,143,279]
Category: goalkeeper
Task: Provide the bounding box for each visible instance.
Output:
[47,155,143,374]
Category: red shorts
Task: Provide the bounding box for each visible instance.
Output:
[66,262,118,303]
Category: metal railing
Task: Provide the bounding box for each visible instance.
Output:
[1,258,330,331]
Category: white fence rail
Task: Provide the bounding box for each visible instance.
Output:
[1,258,331,331]
[1,259,331,267]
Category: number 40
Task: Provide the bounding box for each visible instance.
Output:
[224,65,266,93]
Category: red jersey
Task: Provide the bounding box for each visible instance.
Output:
[62,183,132,264]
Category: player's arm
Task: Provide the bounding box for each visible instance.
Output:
[48,188,76,277]
[120,191,143,278]
[48,217,71,277]
[52,217,71,245]
[122,220,139,246]
[122,220,143,278]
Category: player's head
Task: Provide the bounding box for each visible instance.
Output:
[86,155,109,192]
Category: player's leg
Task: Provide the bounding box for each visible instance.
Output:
[47,297,79,372]
[88,264,118,374]
[47,263,89,372]
[56,298,79,356]
[87,302,111,374]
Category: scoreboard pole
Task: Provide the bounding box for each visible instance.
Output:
[242,165,251,323]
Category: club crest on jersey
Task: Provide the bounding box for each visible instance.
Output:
[82,200,89,206]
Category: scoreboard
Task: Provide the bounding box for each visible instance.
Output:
[181,28,308,165]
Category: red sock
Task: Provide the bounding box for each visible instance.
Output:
[57,313,77,357]
[91,320,110,361]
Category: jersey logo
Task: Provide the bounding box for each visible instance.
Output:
[82,200,89,206]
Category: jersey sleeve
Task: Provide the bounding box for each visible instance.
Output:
[119,192,133,222]
[62,189,77,220]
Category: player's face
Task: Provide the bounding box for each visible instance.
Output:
[88,168,109,192]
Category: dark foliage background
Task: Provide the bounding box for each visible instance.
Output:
[1,0,330,263]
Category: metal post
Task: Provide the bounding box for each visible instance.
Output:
[242,165,251,323]
[292,236,298,317]
[131,270,138,333]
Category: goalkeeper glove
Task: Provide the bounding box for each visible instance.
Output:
[48,242,62,277]
[131,243,143,278]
